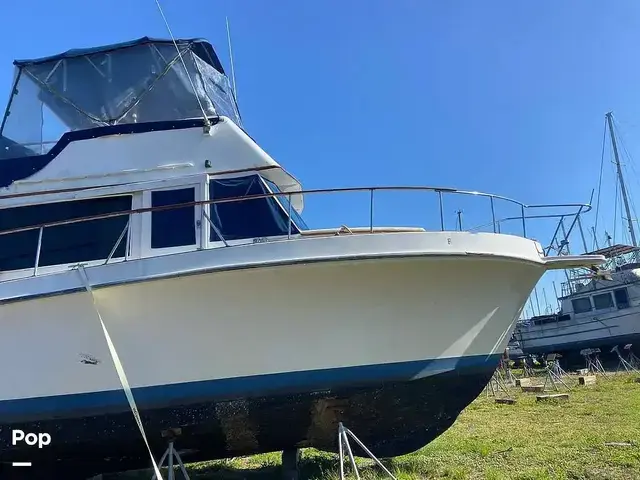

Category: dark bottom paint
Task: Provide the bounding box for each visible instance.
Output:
[0,355,499,479]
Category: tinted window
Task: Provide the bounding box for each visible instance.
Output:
[209,175,296,241]
[0,195,131,270]
[593,293,614,310]
[614,288,630,309]
[571,297,592,314]
[151,188,196,248]
[533,316,556,326]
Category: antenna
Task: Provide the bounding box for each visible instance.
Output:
[226,16,238,102]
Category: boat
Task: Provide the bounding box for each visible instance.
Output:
[0,37,604,477]
[514,113,640,365]
[515,242,640,364]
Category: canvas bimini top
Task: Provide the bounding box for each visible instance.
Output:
[0,37,241,160]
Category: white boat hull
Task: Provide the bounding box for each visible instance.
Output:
[517,307,640,359]
[0,232,585,475]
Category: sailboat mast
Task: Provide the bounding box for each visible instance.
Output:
[606,112,637,246]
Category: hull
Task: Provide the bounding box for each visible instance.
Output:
[517,308,640,363]
[0,233,547,476]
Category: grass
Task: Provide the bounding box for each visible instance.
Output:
[114,372,640,480]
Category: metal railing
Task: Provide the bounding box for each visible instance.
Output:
[0,185,592,277]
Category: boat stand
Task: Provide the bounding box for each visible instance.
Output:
[338,422,397,480]
[151,430,190,480]
[581,348,608,376]
[613,345,639,373]
[623,344,640,370]
[484,368,512,399]
[542,354,570,391]
[499,358,516,386]
[522,356,536,378]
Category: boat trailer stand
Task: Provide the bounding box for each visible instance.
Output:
[337,422,397,480]
[150,429,191,480]
[281,448,301,480]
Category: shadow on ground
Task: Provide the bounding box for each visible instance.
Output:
[110,454,396,480]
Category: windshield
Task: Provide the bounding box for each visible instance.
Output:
[262,177,309,230]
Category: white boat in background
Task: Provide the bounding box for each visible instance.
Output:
[515,113,640,365]
[515,243,640,363]
[0,37,604,477]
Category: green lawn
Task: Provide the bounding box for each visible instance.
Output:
[116,372,640,480]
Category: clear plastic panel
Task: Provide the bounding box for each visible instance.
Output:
[0,72,68,158]
[0,41,241,159]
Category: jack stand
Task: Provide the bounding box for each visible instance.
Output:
[542,353,570,391]
[543,363,570,392]
[338,422,397,480]
[624,344,640,370]
[522,357,535,378]
[484,369,512,399]
[281,449,300,480]
[151,429,190,480]
[499,358,516,386]
[613,345,639,373]
[581,348,608,376]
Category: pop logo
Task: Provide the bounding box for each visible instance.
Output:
[12,429,51,449]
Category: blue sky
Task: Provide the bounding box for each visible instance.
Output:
[3,1,640,316]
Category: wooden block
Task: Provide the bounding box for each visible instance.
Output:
[536,393,569,402]
[495,398,516,405]
[521,385,544,393]
[516,377,532,387]
[578,375,597,386]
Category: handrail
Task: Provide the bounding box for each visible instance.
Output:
[0,184,593,274]
[0,185,592,238]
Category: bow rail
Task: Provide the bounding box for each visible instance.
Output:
[0,183,592,278]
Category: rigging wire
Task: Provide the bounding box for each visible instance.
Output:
[226,16,238,103]
[613,158,619,243]
[613,118,640,239]
[613,116,640,245]
[154,0,212,130]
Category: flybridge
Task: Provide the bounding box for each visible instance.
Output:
[0,37,241,160]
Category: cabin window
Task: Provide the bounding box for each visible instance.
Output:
[571,297,592,314]
[208,174,296,241]
[593,292,614,310]
[151,188,196,249]
[614,288,630,309]
[532,316,555,326]
[0,195,132,270]
[262,178,309,230]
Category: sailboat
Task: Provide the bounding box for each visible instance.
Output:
[0,37,603,477]
[515,112,640,365]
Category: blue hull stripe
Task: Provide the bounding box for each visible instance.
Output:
[0,354,501,421]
